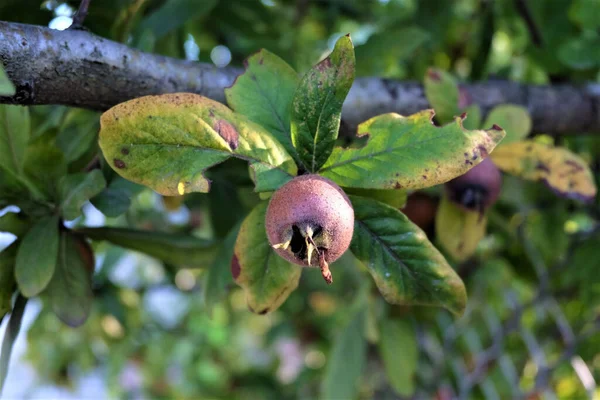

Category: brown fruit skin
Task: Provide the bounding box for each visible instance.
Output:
[265,175,354,267]
[445,158,502,212]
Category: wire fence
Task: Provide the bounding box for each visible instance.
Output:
[414,223,600,399]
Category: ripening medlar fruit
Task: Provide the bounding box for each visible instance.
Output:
[445,158,502,214]
[265,175,354,284]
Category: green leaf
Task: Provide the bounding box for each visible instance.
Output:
[0,65,15,96]
[55,109,100,163]
[0,295,27,394]
[59,170,107,220]
[321,306,367,400]
[138,0,217,39]
[0,212,30,237]
[45,233,94,327]
[98,93,296,196]
[225,49,299,158]
[344,187,407,209]
[291,35,355,172]
[0,105,29,176]
[569,0,600,30]
[461,104,482,130]
[0,243,18,319]
[319,110,505,190]
[435,194,487,262]
[378,317,418,397]
[483,105,532,145]
[203,221,242,314]
[90,176,145,218]
[15,215,60,297]
[557,34,600,70]
[23,134,67,200]
[349,195,467,315]
[233,202,301,314]
[79,227,218,268]
[424,68,460,124]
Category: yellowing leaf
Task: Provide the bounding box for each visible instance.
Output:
[491,140,597,202]
[319,111,505,191]
[435,194,487,262]
[99,93,296,196]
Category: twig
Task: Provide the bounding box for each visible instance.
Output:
[71,0,92,29]
[514,0,543,47]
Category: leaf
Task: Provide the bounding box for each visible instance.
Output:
[55,109,100,163]
[0,295,27,394]
[15,215,60,297]
[319,111,505,190]
[483,105,532,145]
[225,49,299,157]
[291,35,355,172]
[424,68,459,124]
[491,140,597,202]
[59,170,107,220]
[321,307,367,400]
[0,65,15,96]
[90,176,145,218]
[23,134,67,200]
[557,35,600,70]
[0,243,18,319]
[461,104,481,130]
[349,195,467,315]
[233,202,301,314]
[98,93,296,196]
[203,221,242,314]
[569,0,600,30]
[45,233,94,327]
[435,194,487,262]
[79,227,218,267]
[0,105,29,177]
[0,212,30,237]
[378,317,418,397]
[138,0,217,39]
[344,187,407,209]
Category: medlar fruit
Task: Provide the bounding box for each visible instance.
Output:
[265,175,354,284]
[445,158,502,214]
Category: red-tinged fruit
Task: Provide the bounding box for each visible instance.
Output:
[445,157,502,213]
[265,175,354,284]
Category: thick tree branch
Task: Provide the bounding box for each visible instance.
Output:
[1,21,599,135]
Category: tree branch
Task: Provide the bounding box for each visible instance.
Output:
[1,21,599,135]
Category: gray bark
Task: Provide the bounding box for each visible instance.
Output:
[1,21,599,135]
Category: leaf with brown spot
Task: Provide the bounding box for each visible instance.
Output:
[291,35,355,172]
[491,140,597,202]
[98,93,296,195]
[349,195,467,316]
[233,202,301,314]
[435,194,487,262]
[319,110,505,190]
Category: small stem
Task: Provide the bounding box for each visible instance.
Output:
[319,253,332,285]
[71,0,92,28]
[514,0,543,47]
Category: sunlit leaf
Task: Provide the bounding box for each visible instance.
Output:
[483,105,532,145]
[0,65,15,96]
[98,93,296,196]
[15,215,60,297]
[319,111,505,190]
[45,233,94,327]
[349,195,467,315]
[461,104,481,130]
[233,202,301,314]
[424,68,459,124]
[225,49,299,157]
[59,170,107,220]
[79,227,218,268]
[291,35,355,172]
[435,194,487,262]
[491,140,597,202]
[379,317,418,396]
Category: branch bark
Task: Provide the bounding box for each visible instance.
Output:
[1,21,599,135]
